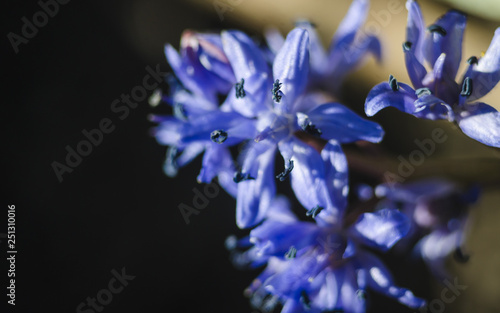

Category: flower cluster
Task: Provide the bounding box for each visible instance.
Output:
[150,0,496,312]
[365,0,500,147]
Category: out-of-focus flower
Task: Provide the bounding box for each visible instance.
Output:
[152,32,258,196]
[365,0,500,147]
[375,179,480,278]
[265,0,382,93]
[230,197,425,313]
[222,27,384,228]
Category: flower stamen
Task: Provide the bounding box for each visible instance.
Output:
[210,129,228,143]
[235,78,246,99]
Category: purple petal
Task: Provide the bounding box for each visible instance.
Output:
[457,102,500,147]
[357,252,426,309]
[265,195,297,223]
[273,28,310,106]
[289,139,333,219]
[188,32,235,84]
[328,35,381,88]
[295,21,328,77]
[413,94,454,121]
[321,141,349,218]
[221,30,272,117]
[180,111,256,145]
[465,28,500,101]
[306,102,385,143]
[331,0,369,51]
[423,10,466,81]
[404,47,427,89]
[250,220,319,257]
[405,0,426,64]
[364,82,417,116]
[236,142,276,228]
[164,44,216,103]
[154,116,184,146]
[264,28,285,56]
[352,208,411,251]
[197,144,233,183]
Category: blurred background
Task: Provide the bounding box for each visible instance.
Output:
[2,0,500,312]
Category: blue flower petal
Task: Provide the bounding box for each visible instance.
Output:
[273,28,310,108]
[153,116,184,146]
[295,21,328,78]
[236,141,276,228]
[221,30,272,117]
[306,103,385,143]
[330,0,369,53]
[465,28,500,102]
[179,111,256,145]
[321,141,349,218]
[405,0,426,64]
[365,82,417,116]
[165,44,217,103]
[264,28,285,56]
[188,32,235,84]
[250,220,319,257]
[352,208,411,251]
[457,102,500,147]
[423,10,466,81]
[328,35,381,89]
[413,94,454,121]
[197,144,233,183]
[357,251,426,309]
[289,139,336,222]
[404,47,427,89]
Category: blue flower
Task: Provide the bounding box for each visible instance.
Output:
[164,30,236,102]
[153,32,259,196]
[264,0,382,93]
[230,197,425,313]
[375,178,480,279]
[365,0,500,147]
[222,27,384,228]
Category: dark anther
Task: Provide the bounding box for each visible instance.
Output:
[285,246,297,259]
[467,56,478,65]
[276,160,294,181]
[460,77,473,97]
[356,289,367,300]
[272,79,282,103]
[306,205,324,218]
[233,172,255,183]
[235,78,246,99]
[454,247,470,263]
[173,103,187,120]
[427,24,447,36]
[166,146,179,167]
[389,74,399,91]
[402,41,412,52]
[300,120,322,136]
[210,130,228,144]
[415,87,432,97]
[300,291,311,310]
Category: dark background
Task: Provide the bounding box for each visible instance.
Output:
[0,1,448,312]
